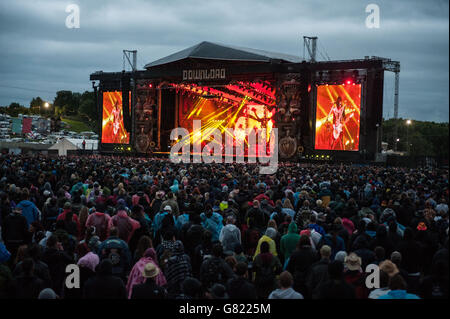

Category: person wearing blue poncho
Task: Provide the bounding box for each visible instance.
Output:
[200,204,223,242]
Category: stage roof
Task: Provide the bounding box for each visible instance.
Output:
[144,41,302,69]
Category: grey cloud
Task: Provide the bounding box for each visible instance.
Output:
[0,0,448,122]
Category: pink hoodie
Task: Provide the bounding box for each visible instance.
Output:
[126,248,167,299]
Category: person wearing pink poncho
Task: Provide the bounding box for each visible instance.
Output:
[126,248,166,298]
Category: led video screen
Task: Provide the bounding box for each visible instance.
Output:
[314,84,361,151]
[101,91,130,144]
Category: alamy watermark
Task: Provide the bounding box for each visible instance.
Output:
[65,4,80,29]
[65,264,80,289]
[365,4,380,29]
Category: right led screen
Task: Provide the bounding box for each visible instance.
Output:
[314,84,361,151]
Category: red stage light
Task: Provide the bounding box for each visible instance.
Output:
[345,80,352,85]
[148,84,153,88]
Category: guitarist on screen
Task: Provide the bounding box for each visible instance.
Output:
[327,96,350,150]
[110,100,122,143]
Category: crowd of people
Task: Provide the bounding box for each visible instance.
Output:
[0,154,448,299]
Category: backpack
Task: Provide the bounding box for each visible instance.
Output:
[203,257,226,288]
[102,247,125,276]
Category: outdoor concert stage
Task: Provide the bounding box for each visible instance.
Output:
[90,41,386,162]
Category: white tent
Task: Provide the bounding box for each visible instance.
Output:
[66,138,98,150]
[48,138,78,156]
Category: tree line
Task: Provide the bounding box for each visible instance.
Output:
[0,90,98,131]
[382,118,449,159]
[1,94,448,159]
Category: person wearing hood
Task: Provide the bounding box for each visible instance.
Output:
[253,227,278,260]
[164,240,192,295]
[126,248,166,299]
[287,235,318,297]
[378,273,420,299]
[108,209,141,243]
[219,215,241,253]
[280,222,300,263]
[16,188,40,227]
[64,250,99,299]
[169,179,179,194]
[269,271,304,299]
[200,204,223,242]
[130,263,168,299]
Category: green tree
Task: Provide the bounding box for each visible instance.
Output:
[53,90,80,116]
[78,91,97,121]
[30,96,44,115]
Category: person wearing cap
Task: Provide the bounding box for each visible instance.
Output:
[161,191,179,217]
[126,248,166,299]
[152,205,176,239]
[343,252,369,299]
[130,262,167,299]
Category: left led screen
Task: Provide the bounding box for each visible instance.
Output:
[101,91,130,144]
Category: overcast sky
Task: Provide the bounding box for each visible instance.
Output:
[0,0,448,122]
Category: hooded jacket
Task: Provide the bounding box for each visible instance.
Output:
[219,224,241,252]
[280,223,300,260]
[268,287,304,299]
[16,200,40,227]
[378,289,420,299]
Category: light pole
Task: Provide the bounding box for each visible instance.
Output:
[406,119,412,154]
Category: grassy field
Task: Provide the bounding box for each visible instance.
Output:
[61,116,93,133]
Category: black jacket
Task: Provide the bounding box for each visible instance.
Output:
[1,213,30,246]
[83,274,127,299]
[13,260,52,289]
[41,247,73,294]
[226,276,257,299]
[12,275,45,299]
[318,279,356,299]
[130,279,167,299]
[306,258,330,299]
